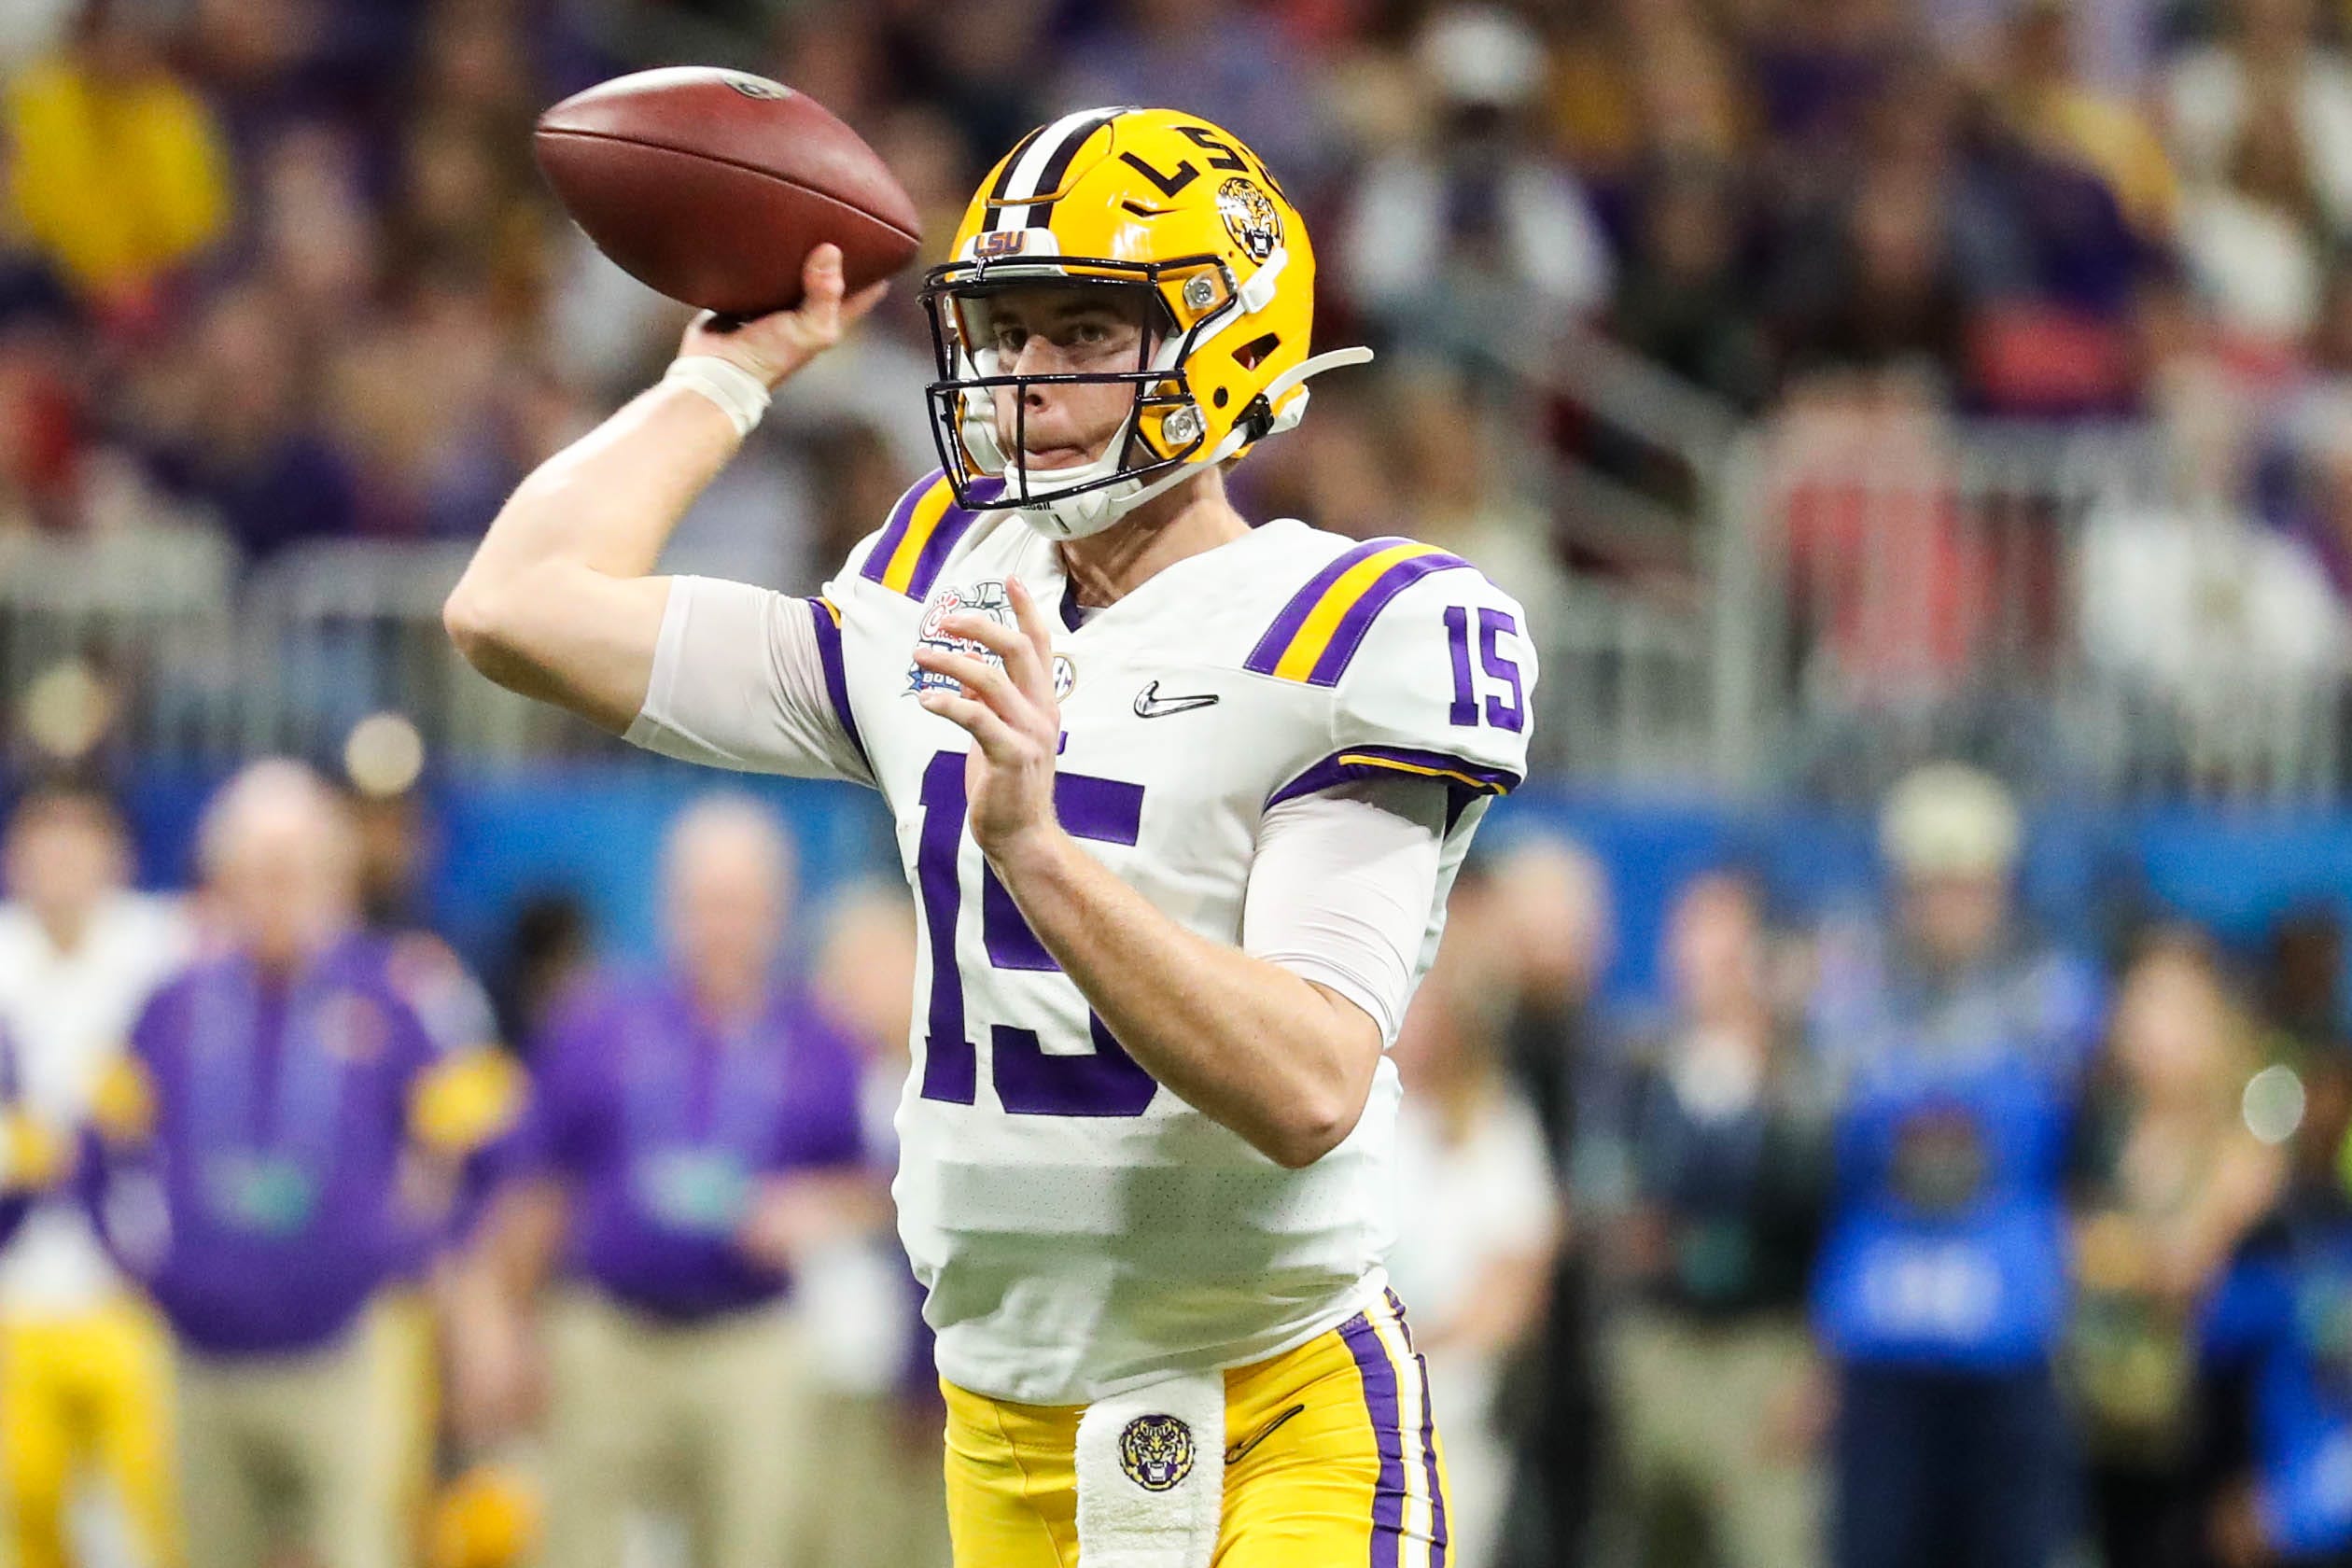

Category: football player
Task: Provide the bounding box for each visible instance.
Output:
[447,106,1534,1566]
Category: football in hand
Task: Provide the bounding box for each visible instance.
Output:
[534,67,921,317]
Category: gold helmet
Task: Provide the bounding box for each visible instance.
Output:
[921,106,1371,540]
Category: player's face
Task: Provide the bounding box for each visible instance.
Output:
[1903,871,2009,971]
[206,807,360,967]
[661,820,789,993]
[971,286,1154,470]
[2,798,127,925]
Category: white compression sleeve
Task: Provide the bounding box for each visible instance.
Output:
[623,576,874,786]
[1241,777,1448,1044]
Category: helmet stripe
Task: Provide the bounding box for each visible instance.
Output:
[981,123,1048,230]
[989,106,1129,231]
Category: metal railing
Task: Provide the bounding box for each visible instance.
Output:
[7,396,2349,807]
[0,530,599,770]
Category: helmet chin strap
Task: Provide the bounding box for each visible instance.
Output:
[1005,346,1377,542]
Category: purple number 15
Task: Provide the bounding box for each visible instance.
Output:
[914,750,1159,1117]
[1446,605,1525,732]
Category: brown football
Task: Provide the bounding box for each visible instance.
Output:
[534,67,921,317]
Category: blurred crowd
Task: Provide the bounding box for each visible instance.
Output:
[7,753,2352,1568]
[10,0,2352,577]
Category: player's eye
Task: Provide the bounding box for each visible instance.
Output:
[989,322,1029,355]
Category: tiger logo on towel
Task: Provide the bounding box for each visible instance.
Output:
[1117,1415,1196,1492]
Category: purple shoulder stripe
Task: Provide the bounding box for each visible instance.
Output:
[805,599,869,774]
[1266,744,1521,810]
[1242,538,1404,676]
[903,475,1007,601]
[860,470,945,586]
[1305,551,1474,688]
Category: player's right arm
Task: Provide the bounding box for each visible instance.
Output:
[442,244,886,735]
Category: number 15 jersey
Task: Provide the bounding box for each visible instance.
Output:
[629,471,1535,1405]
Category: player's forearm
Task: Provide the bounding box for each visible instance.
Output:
[990,828,1381,1169]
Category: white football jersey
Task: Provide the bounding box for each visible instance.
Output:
[639,470,1535,1404]
[0,892,194,1315]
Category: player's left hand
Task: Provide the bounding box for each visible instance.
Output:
[913,576,1064,866]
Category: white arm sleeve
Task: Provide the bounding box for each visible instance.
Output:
[622,576,875,787]
[1242,778,1448,1044]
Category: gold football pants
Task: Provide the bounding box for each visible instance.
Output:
[1,1296,181,1568]
[943,1288,1452,1568]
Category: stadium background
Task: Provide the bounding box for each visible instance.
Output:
[8,0,2352,1564]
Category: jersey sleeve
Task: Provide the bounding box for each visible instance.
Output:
[623,573,877,788]
[1263,554,1536,815]
[1242,779,1446,1044]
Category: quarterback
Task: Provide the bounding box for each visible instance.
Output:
[447,106,1533,1566]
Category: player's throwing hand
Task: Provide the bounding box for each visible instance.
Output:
[677,244,890,389]
[912,576,1064,866]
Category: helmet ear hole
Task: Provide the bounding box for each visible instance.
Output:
[1233,333,1280,371]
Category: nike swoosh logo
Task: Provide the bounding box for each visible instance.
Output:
[1224,1404,1307,1465]
[1134,681,1220,719]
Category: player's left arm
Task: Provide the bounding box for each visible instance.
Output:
[915,573,1534,1168]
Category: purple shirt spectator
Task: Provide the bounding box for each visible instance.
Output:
[504,973,865,1323]
[84,933,443,1356]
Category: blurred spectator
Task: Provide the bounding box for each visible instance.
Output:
[1384,366,1575,623]
[2179,99,2330,356]
[801,883,950,1568]
[1808,763,2106,1568]
[2197,1052,2352,1568]
[119,280,361,560]
[79,760,508,1568]
[2165,0,2352,237]
[453,795,868,1568]
[1769,64,1995,391]
[1056,0,1323,199]
[1386,868,1562,1568]
[1338,5,1613,363]
[1990,0,2179,246]
[2081,362,2345,782]
[1591,871,1832,1568]
[0,780,192,1568]
[2069,931,2285,1568]
[0,1017,46,1258]
[489,893,592,1051]
[1482,834,1613,1568]
[2260,905,2348,1059]
[2,0,231,320]
[1607,155,1775,411]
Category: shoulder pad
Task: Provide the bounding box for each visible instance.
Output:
[850,469,1006,601]
[1260,544,1535,808]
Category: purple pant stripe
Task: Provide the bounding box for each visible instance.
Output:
[1339,1311,1407,1568]
[1384,1293,1450,1563]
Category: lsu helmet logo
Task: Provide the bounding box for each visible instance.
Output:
[1216,178,1281,263]
[974,229,1029,259]
[1117,1414,1196,1492]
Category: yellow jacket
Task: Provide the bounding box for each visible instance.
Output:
[4,56,231,301]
